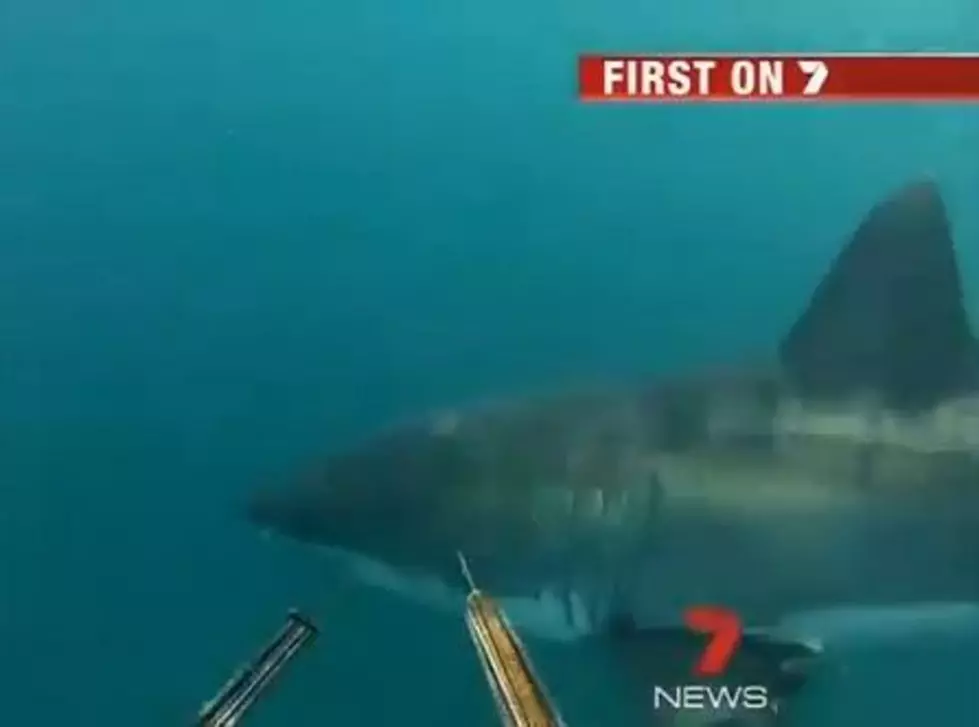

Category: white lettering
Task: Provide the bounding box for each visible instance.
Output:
[759,60,784,95]
[602,59,717,96]
[730,59,784,96]
[603,60,626,96]
[652,685,770,711]
[730,60,754,95]
[684,685,707,708]
[707,685,741,709]
[797,59,829,95]
[652,686,683,709]
[639,60,666,95]
[740,685,771,709]
[689,60,717,95]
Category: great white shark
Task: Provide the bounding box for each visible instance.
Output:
[246,179,979,721]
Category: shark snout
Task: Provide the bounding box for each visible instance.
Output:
[245,447,444,553]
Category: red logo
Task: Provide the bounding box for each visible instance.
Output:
[683,605,744,676]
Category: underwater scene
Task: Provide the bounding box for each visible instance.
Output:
[2,0,979,725]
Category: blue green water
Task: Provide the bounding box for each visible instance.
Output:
[2,0,978,725]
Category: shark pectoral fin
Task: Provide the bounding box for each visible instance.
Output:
[778,179,976,411]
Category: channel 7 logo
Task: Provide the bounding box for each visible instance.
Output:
[651,605,770,713]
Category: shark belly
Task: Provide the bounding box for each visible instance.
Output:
[314,544,598,640]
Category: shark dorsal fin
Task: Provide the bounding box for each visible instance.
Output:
[779,180,975,411]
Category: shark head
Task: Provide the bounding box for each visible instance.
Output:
[246,178,979,644]
[247,419,484,593]
[246,409,622,635]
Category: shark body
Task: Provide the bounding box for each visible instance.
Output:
[247,180,979,717]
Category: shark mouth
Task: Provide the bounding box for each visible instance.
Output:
[314,545,596,641]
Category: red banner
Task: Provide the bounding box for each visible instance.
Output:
[578,54,979,102]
